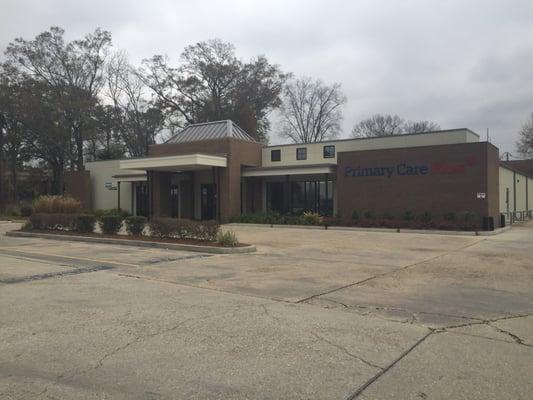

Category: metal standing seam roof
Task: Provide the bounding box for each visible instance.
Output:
[165,120,257,144]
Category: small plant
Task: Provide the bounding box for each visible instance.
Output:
[351,210,359,220]
[19,202,33,217]
[125,216,146,236]
[463,211,476,222]
[363,210,375,220]
[98,215,123,235]
[5,205,20,217]
[420,211,432,225]
[301,211,323,225]
[217,230,239,247]
[33,195,81,214]
[443,212,456,222]
[403,211,414,221]
[94,208,131,220]
[74,214,96,233]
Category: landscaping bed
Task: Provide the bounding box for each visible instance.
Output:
[19,229,249,247]
[16,196,248,251]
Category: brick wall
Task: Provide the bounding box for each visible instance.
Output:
[336,142,500,227]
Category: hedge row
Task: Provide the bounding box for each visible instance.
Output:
[25,213,221,241]
[148,218,220,241]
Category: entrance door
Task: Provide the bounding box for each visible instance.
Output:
[135,183,149,217]
[170,185,179,218]
[201,184,216,220]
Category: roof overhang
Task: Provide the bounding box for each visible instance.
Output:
[120,153,227,172]
[112,173,147,182]
[242,164,336,177]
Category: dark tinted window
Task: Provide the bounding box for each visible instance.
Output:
[271,149,281,162]
[323,145,335,158]
[296,147,307,160]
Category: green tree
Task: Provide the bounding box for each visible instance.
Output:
[4,26,112,170]
[140,39,288,142]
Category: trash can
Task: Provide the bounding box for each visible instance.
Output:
[500,214,506,228]
[483,216,494,231]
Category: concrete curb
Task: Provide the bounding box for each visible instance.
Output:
[225,223,512,236]
[5,231,256,254]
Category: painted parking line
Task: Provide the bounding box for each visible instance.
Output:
[0,247,140,268]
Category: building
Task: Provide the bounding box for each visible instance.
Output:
[81,120,533,229]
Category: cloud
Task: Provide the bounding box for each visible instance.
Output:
[1,0,532,153]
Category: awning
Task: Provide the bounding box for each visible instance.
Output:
[119,153,227,172]
[241,164,336,177]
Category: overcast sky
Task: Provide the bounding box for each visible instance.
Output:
[1,0,532,155]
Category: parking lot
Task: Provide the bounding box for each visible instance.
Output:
[1,221,532,399]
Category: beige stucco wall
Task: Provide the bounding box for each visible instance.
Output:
[499,166,532,214]
[499,167,514,214]
[85,160,141,212]
[262,129,479,168]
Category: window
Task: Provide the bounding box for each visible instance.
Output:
[271,149,281,162]
[296,147,307,160]
[323,145,335,158]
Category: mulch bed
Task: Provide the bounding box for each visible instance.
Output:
[22,229,247,248]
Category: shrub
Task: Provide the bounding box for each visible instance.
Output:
[125,216,146,236]
[33,195,81,214]
[98,215,123,235]
[74,214,96,233]
[443,212,456,222]
[363,210,375,220]
[5,205,20,217]
[301,211,323,225]
[403,211,414,221]
[94,208,131,220]
[19,202,33,217]
[148,218,220,241]
[420,211,432,225]
[190,220,220,241]
[148,218,178,238]
[351,210,359,220]
[28,213,76,231]
[217,230,239,247]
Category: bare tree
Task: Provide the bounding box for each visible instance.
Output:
[278,77,346,143]
[403,120,440,133]
[105,54,164,157]
[517,113,533,157]
[351,114,404,137]
[351,114,440,137]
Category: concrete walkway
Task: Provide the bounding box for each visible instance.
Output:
[0,221,532,399]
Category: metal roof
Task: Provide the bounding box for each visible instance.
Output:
[165,120,257,144]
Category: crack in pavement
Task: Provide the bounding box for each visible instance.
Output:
[307,297,484,325]
[296,239,487,304]
[344,312,533,399]
[345,329,436,400]
[60,306,244,383]
[310,332,385,371]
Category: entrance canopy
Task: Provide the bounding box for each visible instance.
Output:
[241,164,336,177]
[119,153,227,172]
